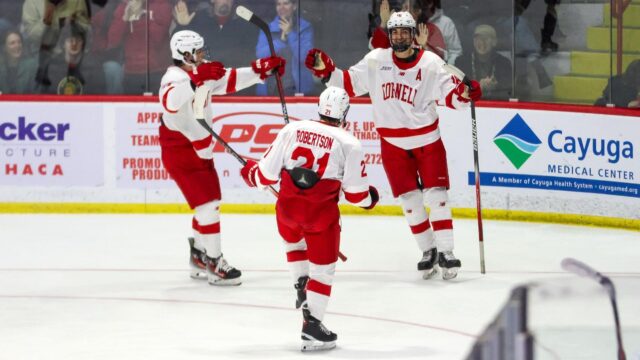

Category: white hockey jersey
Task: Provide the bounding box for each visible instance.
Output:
[326,48,470,150]
[255,120,373,207]
[158,66,263,159]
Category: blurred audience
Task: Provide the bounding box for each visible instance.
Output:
[107,0,172,94]
[255,0,314,96]
[38,24,90,94]
[540,0,560,55]
[0,30,38,94]
[456,25,512,100]
[172,0,257,69]
[0,3,24,36]
[595,60,640,108]
[370,0,447,60]
[424,0,462,65]
[90,0,125,94]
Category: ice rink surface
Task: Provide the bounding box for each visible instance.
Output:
[0,214,638,359]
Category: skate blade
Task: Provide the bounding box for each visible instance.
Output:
[301,339,336,352]
[421,267,438,280]
[190,270,207,280]
[207,276,242,286]
[441,267,460,280]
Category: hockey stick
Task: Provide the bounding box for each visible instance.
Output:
[236,5,290,124]
[443,63,486,274]
[193,87,347,262]
[561,258,627,360]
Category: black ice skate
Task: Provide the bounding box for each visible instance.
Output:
[295,276,309,309]
[301,309,337,352]
[188,237,207,280]
[438,251,461,280]
[417,248,439,279]
[206,254,242,286]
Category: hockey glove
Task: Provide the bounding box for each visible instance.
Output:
[251,56,286,80]
[305,49,335,78]
[468,80,482,102]
[188,62,226,87]
[240,159,259,188]
[362,186,379,210]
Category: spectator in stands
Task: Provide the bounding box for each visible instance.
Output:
[595,60,640,108]
[255,0,314,96]
[21,0,91,86]
[540,0,560,54]
[107,0,172,94]
[39,24,95,95]
[456,24,511,100]
[172,0,257,69]
[0,30,38,94]
[370,0,447,60]
[89,0,125,94]
[425,0,462,65]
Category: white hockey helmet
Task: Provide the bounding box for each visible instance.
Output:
[170,30,205,62]
[318,86,350,126]
[387,11,416,51]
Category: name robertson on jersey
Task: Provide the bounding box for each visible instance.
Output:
[381,82,417,105]
[296,130,334,150]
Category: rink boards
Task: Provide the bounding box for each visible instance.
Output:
[0,97,638,229]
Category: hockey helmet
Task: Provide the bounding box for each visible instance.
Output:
[387,11,416,52]
[318,86,350,126]
[170,30,205,62]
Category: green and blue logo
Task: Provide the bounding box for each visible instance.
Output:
[494,114,541,169]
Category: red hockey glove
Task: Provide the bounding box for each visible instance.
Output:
[362,186,379,210]
[240,159,259,187]
[251,56,286,80]
[468,79,482,102]
[305,49,335,78]
[188,61,226,87]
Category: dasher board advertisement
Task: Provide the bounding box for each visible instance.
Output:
[0,102,104,186]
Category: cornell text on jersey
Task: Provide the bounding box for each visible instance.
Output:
[381,82,417,105]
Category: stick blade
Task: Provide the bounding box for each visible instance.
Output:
[235,5,253,21]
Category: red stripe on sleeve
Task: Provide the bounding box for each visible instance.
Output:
[344,190,369,204]
[257,168,278,186]
[199,222,220,235]
[342,70,355,97]
[162,86,178,113]
[286,250,308,262]
[307,279,332,296]
[191,135,213,151]
[192,217,199,231]
[432,219,453,231]
[226,68,237,94]
[410,220,431,234]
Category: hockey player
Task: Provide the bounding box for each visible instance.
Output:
[304,12,482,280]
[240,87,379,351]
[158,30,285,286]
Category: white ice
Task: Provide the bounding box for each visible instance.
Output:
[0,214,638,359]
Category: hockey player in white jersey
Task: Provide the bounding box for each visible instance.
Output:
[158,30,285,286]
[304,12,482,280]
[240,87,379,351]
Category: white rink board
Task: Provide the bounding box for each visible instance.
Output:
[0,100,638,219]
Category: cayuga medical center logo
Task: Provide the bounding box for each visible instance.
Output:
[493,114,541,169]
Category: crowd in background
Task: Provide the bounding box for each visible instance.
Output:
[0,0,638,107]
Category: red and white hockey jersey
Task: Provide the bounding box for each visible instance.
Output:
[158,66,263,159]
[326,48,470,150]
[255,120,374,208]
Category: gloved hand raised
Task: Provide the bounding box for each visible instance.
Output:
[251,56,286,80]
[362,186,379,210]
[305,49,335,78]
[454,79,482,103]
[188,61,226,87]
[240,159,259,187]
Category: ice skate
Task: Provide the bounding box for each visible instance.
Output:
[417,248,439,279]
[294,276,309,309]
[438,251,461,280]
[301,309,337,352]
[188,237,207,280]
[206,254,242,286]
